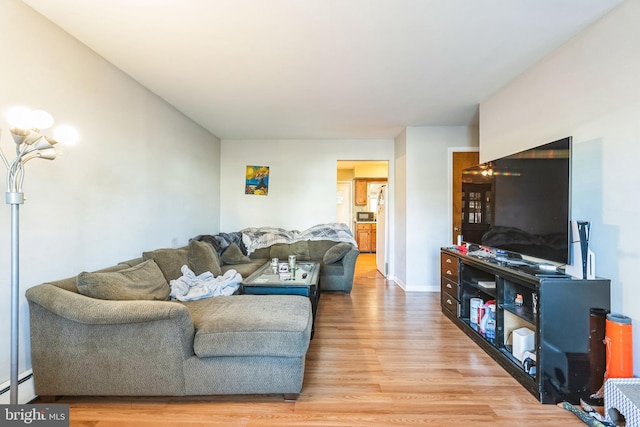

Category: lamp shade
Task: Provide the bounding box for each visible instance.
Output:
[6,107,54,130]
[36,148,57,160]
[10,129,48,147]
[53,125,79,145]
[5,106,32,129]
[32,137,54,151]
[30,110,54,130]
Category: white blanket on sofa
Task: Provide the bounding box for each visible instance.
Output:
[241,223,357,255]
[170,265,241,301]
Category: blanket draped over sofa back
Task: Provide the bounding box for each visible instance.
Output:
[241,223,357,255]
[191,223,359,292]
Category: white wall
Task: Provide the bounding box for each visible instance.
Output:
[0,0,221,399]
[393,130,408,288]
[219,139,394,232]
[480,0,640,374]
[402,127,478,292]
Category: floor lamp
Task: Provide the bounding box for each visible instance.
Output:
[0,106,77,404]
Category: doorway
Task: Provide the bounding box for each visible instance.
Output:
[451,150,479,244]
[336,160,389,275]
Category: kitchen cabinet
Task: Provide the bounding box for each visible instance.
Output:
[354,178,387,207]
[355,179,368,206]
[356,222,376,253]
[371,225,376,252]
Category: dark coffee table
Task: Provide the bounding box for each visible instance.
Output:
[241,261,320,337]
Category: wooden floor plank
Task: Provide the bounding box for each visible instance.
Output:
[38,254,584,426]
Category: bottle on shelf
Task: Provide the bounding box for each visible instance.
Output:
[486,304,496,343]
[479,300,495,335]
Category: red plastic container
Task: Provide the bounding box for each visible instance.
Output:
[605,313,633,379]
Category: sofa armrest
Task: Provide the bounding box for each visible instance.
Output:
[322,247,359,292]
[26,283,190,326]
[341,247,360,267]
[25,283,194,396]
[340,247,360,276]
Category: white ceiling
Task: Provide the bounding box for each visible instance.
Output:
[21,0,623,140]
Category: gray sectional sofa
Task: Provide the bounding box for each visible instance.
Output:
[25,225,359,400]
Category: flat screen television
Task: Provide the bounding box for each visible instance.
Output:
[461,137,571,264]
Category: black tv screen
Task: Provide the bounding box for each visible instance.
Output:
[461,137,571,264]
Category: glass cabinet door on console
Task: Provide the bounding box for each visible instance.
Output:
[459,261,497,344]
[497,277,538,384]
[533,279,610,403]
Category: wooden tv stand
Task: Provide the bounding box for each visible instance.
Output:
[440,247,611,404]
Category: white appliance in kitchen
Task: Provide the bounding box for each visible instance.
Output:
[376,185,387,277]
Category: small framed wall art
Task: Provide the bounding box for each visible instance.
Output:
[245,165,269,195]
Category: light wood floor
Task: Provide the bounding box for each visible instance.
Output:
[46,254,584,426]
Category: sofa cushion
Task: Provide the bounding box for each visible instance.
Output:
[249,247,271,260]
[188,240,222,277]
[322,242,353,264]
[182,295,312,358]
[221,243,252,264]
[77,259,170,301]
[142,247,189,282]
[221,260,265,278]
[270,241,310,261]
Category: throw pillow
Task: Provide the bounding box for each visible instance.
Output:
[221,243,252,264]
[77,259,170,301]
[191,235,222,255]
[270,241,311,261]
[323,242,353,264]
[188,240,222,277]
[142,247,189,282]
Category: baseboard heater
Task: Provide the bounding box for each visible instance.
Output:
[0,370,36,404]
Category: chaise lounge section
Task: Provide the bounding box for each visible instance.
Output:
[28,290,312,399]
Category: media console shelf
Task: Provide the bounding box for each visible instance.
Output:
[440,247,610,404]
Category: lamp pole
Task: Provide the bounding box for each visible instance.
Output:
[1,107,78,405]
[7,192,23,404]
